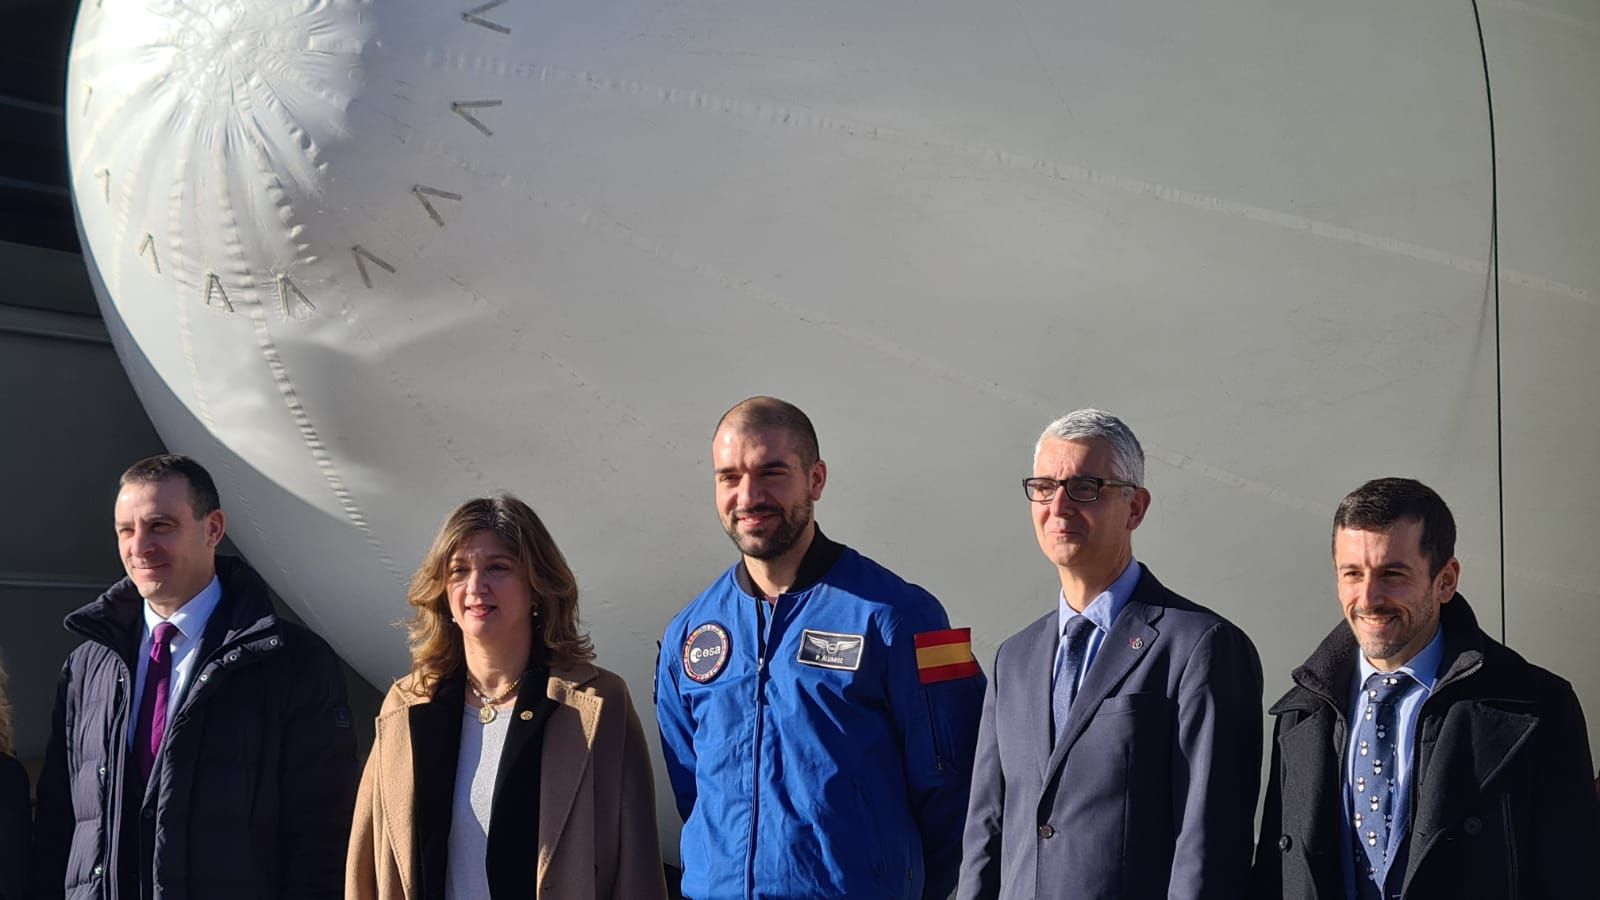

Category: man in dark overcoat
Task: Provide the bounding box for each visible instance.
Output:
[30,454,358,899]
[1251,477,1598,899]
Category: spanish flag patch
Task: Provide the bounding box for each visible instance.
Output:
[914,627,979,684]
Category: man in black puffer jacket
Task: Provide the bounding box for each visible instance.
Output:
[29,454,358,900]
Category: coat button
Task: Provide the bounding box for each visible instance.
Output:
[142,808,155,820]
[92,865,103,877]
[1463,816,1484,837]
[97,766,107,777]
[1038,825,1055,838]
[1278,834,1293,852]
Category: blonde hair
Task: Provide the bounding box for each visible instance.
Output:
[0,654,13,756]
[404,494,594,698]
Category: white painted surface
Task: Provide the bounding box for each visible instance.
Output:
[67,0,1600,851]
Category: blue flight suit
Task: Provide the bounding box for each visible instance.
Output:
[656,531,985,899]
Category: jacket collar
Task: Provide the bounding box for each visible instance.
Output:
[375,662,606,893]
[733,526,845,598]
[388,661,602,713]
[535,662,607,889]
[65,556,281,668]
[1277,594,1487,714]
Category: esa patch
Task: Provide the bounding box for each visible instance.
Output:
[682,622,731,683]
[796,629,865,671]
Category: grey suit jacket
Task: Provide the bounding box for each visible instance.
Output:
[957,565,1264,900]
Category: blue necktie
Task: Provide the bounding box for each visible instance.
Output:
[1053,616,1096,745]
[1351,671,1412,898]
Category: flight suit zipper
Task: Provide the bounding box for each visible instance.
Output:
[745,598,775,900]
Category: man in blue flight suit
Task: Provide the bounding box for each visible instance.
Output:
[656,396,986,900]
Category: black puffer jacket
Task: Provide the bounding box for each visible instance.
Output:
[29,557,358,900]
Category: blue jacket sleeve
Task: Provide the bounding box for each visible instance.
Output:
[886,600,987,900]
[655,626,698,822]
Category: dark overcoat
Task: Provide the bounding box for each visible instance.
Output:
[1250,595,1599,899]
[29,557,359,900]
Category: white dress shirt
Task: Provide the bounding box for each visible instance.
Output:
[127,575,223,747]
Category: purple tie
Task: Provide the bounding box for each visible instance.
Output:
[134,621,177,781]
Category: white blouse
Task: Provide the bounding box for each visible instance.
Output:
[445,703,512,900]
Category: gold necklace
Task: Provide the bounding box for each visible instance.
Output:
[467,675,521,724]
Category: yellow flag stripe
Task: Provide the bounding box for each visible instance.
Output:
[916,642,975,669]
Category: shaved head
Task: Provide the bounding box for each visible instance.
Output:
[713,396,820,467]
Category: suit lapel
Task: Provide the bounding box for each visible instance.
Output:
[486,665,557,895]
[1017,614,1060,784]
[1043,597,1160,779]
[489,665,554,825]
[410,673,465,899]
[536,664,603,889]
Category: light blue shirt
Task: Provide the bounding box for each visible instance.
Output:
[1341,624,1446,898]
[1053,557,1141,693]
[128,575,223,747]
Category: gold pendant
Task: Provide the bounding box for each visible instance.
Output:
[479,704,497,725]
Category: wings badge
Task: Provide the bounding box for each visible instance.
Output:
[796,629,865,671]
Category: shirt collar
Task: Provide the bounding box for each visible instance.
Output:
[1058,557,1141,636]
[144,574,223,642]
[1356,623,1446,691]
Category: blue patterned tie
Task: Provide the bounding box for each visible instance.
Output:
[1351,671,1412,898]
[1053,616,1096,745]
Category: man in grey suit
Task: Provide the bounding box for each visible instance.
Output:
[958,409,1264,900]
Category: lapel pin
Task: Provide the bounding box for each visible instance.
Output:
[1129,637,1144,650]
[519,710,534,721]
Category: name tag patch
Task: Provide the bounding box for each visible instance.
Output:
[797,629,865,671]
[683,622,732,684]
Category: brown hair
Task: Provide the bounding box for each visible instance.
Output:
[0,654,13,756]
[1333,477,1457,577]
[403,494,594,698]
[121,453,222,517]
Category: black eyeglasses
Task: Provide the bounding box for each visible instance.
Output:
[1023,476,1139,503]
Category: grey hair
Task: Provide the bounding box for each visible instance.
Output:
[1034,408,1146,486]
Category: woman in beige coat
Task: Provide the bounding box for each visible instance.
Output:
[346,495,666,900]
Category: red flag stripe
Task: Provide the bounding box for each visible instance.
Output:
[919,660,981,684]
[914,627,972,649]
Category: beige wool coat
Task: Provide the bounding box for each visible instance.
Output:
[345,663,668,899]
